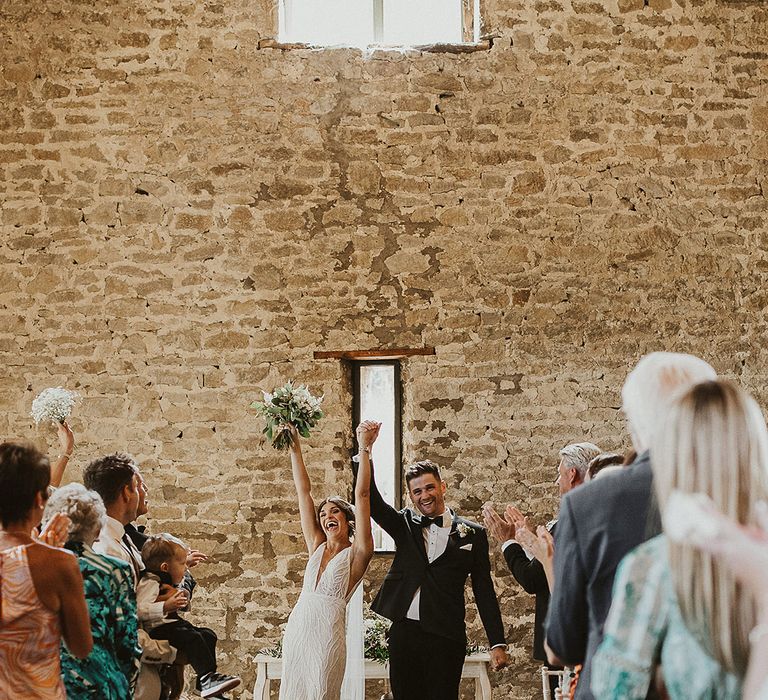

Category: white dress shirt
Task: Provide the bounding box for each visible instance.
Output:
[94,515,165,626]
[406,509,452,621]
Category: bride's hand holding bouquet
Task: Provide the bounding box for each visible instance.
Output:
[251,382,323,451]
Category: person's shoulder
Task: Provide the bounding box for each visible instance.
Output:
[28,542,80,578]
[31,540,78,563]
[564,455,651,513]
[139,570,161,584]
[616,535,667,584]
[89,548,133,576]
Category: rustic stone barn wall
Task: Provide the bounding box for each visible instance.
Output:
[2,0,768,696]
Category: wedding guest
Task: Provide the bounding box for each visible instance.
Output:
[137,534,240,698]
[682,501,768,699]
[0,442,92,698]
[123,471,206,602]
[84,454,153,585]
[43,483,141,699]
[370,457,509,700]
[585,453,624,481]
[483,443,600,671]
[545,352,717,699]
[83,453,177,700]
[592,381,766,698]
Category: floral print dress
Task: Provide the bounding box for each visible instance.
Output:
[591,535,741,700]
[61,542,141,700]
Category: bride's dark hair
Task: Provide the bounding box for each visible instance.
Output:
[316,496,355,538]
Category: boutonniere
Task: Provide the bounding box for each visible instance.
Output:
[455,522,472,539]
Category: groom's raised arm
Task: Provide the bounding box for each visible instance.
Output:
[367,460,406,539]
[470,528,507,648]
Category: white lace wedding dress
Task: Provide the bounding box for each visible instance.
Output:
[280,543,364,700]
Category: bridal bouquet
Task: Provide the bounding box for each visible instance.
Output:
[31,387,80,426]
[251,381,324,450]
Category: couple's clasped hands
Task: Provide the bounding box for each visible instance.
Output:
[356,420,381,450]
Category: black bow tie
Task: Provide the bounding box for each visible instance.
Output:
[419,516,443,528]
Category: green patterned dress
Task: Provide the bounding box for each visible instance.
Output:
[591,535,741,699]
[60,542,141,700]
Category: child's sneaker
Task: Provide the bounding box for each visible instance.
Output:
[198,672,241,698]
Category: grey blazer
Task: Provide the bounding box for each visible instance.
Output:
[545,451,659,700]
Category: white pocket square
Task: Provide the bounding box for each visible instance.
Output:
[460,543,473,551]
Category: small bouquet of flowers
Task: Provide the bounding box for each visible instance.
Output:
[31,387,80,426]
[364,607,391,663]
[251,381,324,450]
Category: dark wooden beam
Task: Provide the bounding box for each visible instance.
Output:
[313,348,436,360]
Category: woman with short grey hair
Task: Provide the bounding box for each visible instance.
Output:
[43,483,141,699]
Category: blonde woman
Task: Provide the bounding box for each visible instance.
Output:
[592,381,768,699]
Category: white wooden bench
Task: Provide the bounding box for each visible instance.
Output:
[253,652,492,699]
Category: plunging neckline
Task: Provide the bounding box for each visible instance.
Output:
[313,542,351,591]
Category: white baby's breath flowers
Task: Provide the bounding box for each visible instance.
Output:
[31,387,80,426]
[456,522,471,539]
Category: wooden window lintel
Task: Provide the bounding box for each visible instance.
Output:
[313,348,435,360]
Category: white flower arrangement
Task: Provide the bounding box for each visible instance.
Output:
[456,522,472,539]
[31,387,80,426]
[251,381,324,450]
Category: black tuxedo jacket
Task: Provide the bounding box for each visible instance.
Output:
[503,521,557,663]
[370,478,506,647]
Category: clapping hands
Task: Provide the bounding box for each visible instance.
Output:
[38,512,71,548]
[482,503,531,543]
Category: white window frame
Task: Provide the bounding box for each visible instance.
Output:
[279,0,482,47]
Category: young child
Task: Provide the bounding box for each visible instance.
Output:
[137,534,240,699]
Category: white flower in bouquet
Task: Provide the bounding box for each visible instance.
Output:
[251,381,324,450]
[31,387,80,426]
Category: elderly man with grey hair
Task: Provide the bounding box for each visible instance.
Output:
[556,442,602,496]
[43,483,141,699]
[545,352,717,700]
[483,441,600,696]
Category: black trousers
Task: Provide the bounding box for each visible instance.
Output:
[387,619,466,700]
[149,620,217,678]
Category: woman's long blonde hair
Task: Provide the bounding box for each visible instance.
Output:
[654,380,768,675]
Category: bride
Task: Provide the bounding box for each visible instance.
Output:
[279,420,378,700]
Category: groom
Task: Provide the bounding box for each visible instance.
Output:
[366,443,509,699]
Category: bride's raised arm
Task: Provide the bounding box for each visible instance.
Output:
[288,424,325,553]
[350,420,377,581]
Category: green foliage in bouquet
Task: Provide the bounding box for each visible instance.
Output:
[263,639,282,658]
[251,381,324,450]
[364,608,391,663]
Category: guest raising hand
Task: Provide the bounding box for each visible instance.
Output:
[0,442,92,699]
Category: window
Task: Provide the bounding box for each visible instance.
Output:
[352,361,401,552]
[279,0,479,48]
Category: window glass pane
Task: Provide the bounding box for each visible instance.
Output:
[382,0,462,45]
[359,364,396,551]
[281,0,374,47]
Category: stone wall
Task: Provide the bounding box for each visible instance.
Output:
[1,0,767,696]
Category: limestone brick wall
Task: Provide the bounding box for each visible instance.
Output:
[1,0,767,696]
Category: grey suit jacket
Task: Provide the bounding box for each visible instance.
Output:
[545,451,659,700]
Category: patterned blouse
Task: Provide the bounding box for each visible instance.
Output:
[591,535,742,700]
[0,544,65,699]
[61,542,141,700]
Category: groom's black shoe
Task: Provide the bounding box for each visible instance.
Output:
[198,671,241,698]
